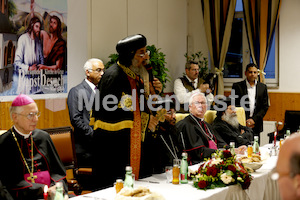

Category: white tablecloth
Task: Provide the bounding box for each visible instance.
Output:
[71,149,280,200]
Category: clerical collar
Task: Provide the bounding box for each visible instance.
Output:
[13,126,32,139]
[85,79,97,92]
[191,114,204,122]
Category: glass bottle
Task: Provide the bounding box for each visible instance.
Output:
[180,152,188,184]
[172,164,180,184]
[124,166,134,189]
[54,182,64,200]
[230,142,235,155]
[253,136,260,154]
[286,129,291,138]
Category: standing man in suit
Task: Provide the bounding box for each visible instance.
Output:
[231,63,269,142]
[67,58,104,167]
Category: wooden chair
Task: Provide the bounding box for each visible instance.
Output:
[42,126,92,195]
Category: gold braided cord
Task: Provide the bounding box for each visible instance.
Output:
[11,128,34,180]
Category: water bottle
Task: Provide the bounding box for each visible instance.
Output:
[286,129,291,138]
[253,136,260,154]
[180,152,188,184]
[124,166,134,188]
[54,182,64,200]
[230,142,235,155]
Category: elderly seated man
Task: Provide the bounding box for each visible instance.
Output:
[0,94,67,199]
[275,134,300,200]
[175,91,247,164]
[212,98,253,147]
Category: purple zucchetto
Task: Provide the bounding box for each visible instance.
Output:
[11,94,35,107]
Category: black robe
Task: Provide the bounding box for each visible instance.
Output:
[212,116,253,147]
[147,121,181,174]
[176,115,228,164]
[0,128,67,200]
[92,63,152,189]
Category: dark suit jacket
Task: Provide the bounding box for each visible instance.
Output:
[232,80,269,135]
[67,80,95,166]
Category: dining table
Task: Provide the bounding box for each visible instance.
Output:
[71,144,281,200]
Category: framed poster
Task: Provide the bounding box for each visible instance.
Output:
[0,0,67,100]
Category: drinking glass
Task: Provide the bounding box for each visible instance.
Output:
[165,166,173,183]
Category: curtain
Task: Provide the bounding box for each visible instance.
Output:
[242,0,281,83]
[201,0,236,95]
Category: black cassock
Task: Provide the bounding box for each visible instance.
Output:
[0,128,67,200]
[176,115,228,164]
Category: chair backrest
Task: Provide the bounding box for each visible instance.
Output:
[42,126,77,170]
[284,110,300,133]
[175,107,246,126]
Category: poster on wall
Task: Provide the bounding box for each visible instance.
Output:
[0,0,67,97]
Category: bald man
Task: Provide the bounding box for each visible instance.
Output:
[276,134,300,200]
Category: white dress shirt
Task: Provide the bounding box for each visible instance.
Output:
[246,79,257,117]
[174,75,200,104]
[85,79,97,94]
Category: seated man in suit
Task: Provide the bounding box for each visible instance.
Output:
[212,98,253,147]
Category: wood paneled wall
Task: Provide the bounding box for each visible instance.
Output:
[0,99,71,130]
[224,92,300,129]
[1,92,300,131]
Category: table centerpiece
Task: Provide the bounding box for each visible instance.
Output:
[191,149,252,190]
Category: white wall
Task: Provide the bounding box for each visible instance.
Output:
[67,0,187,93]
[274,0,300,93]
[68,0,300,94]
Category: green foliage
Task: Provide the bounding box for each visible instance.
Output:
[105,44,170,93]
[184,51,209,80]
[147,45,170,92]
[104,53,119,69]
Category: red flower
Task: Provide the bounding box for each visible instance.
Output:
[241,176,251,189]
[227,165,236,173]
[223,150,232,158]
[206,166,219,177]
[198,180,208,189]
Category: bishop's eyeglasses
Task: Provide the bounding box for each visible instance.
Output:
[17,112,41,120]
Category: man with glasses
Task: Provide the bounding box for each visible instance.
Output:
[0,94,67,199]
[67,58,104,168]
[92,34,163,189]
[275,134,300,200]
[175,91,228,164]
[212,98,253,147]
[174,61,213,113]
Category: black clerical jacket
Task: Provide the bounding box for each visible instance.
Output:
[0,129,67,200]
[176,115,228,164]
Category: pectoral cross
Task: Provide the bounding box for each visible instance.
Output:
[27,173,38,183]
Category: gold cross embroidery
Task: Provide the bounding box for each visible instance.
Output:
[27,173,38,183]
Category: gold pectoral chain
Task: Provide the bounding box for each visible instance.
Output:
[11,128,37,183]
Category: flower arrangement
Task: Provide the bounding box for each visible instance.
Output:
[192,150,252,190]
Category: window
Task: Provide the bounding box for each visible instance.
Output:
[223,0,278,88]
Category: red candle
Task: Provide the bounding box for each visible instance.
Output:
[44,185,48,200]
